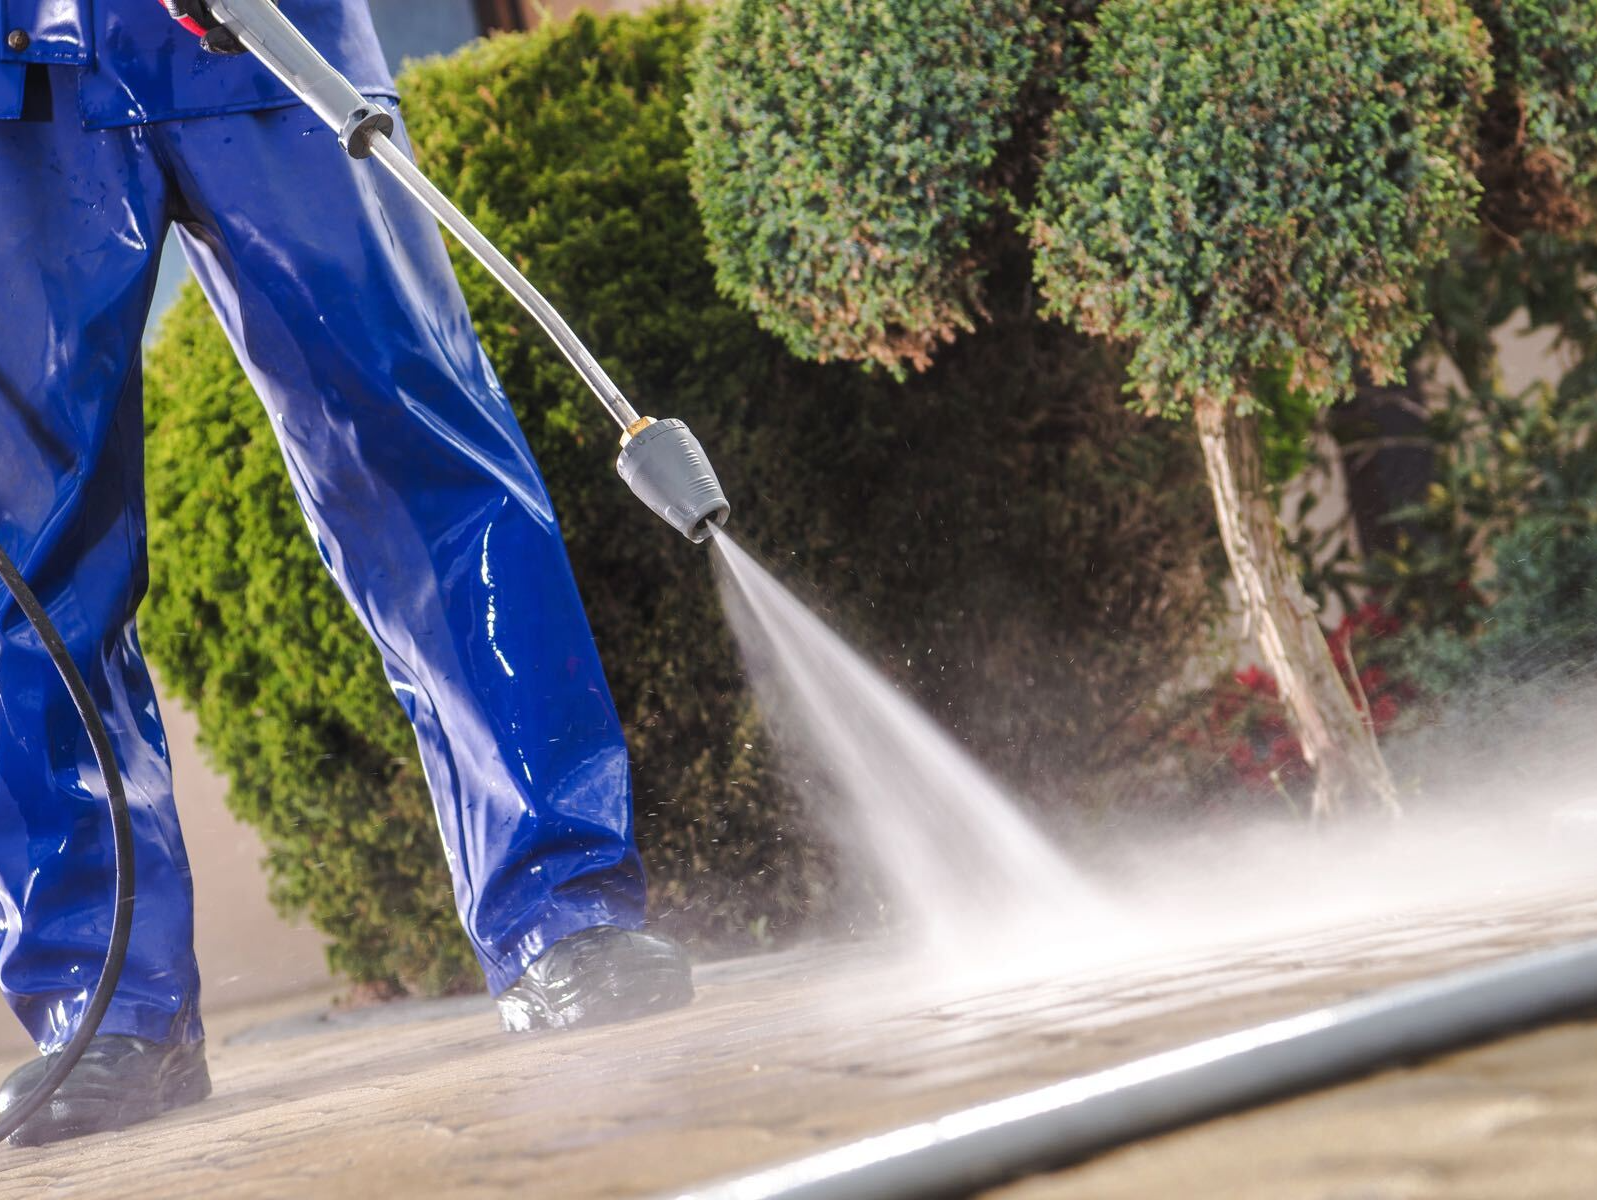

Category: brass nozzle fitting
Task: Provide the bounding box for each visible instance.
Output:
[622,415,656,445]
[616,417,730,543]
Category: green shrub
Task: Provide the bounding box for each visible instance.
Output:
[1476,0,1597,229]
[1366,369,1597,659]
[685,0,1042,373]
[1369,511,1597,781]
[1412,521,1597,685]
[144,4,1217,990]
[1031,0,1492,415]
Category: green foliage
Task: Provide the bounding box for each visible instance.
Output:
[1404,520,1597,694]
[1427,231,1597,393]
[1342,215,1597,752]
[1031,0,1492,416]
[1388,220,1597,640]
[143,4,1217,988]
[1255,370,1320,484]
[684,0,1042,373]
[1368,373,1597,650]
[1487,0,1597,208]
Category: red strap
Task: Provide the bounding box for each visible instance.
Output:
[157,1,209,38]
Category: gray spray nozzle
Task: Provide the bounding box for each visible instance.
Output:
[617,418,731,544]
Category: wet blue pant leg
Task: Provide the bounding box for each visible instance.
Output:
[159,103,645,993]
[0,70,203,1051]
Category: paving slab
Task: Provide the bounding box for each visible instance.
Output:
[6,886,1597,1198]
[987,1021,1597,1200]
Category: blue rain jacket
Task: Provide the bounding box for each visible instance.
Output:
[0,8,644,1054]
[0,0,395,126]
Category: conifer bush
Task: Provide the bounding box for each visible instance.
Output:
[685,0,1040,372]
[1028,0,1493,817]
[1476,0,1597,232]
[1031,0,1491,413]
[143,3,1215,990]
[689,0,1494,818]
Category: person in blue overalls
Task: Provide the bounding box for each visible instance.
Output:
[0,0,692,1145]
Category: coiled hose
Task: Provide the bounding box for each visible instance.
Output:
[0,545,133,1141]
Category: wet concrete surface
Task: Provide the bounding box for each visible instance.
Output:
[5,886,1597,1198]
[989,1020,1597,1200]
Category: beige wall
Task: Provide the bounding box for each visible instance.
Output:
[521,0,654,23]
[0,688,332,1060]
[160,688,334,1014]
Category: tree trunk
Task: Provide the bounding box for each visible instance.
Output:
[1194,396,1400,819]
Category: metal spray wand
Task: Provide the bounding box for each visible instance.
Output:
[207,0,731,543]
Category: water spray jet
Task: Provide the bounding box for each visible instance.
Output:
[710,535,1116,966]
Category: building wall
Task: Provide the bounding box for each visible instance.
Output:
[475,0,654,29]
[368,0,483,67]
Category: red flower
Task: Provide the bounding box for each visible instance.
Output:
[1234,665,1279,697]
[1267,734,1302,766]
[1370,693,1400,731]
[1167,602,1417,807]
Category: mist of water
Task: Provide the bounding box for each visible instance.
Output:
[710,531,1597,989]
[711,534,1116,966]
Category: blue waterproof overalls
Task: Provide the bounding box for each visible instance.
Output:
[0,0,645,1052]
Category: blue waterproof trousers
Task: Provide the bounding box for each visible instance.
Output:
[0,68,645,1052]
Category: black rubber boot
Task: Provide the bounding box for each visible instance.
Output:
[497,926,694,1032]
[0,1036,211,1147]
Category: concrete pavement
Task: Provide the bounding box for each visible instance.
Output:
[5,884,1597,1197]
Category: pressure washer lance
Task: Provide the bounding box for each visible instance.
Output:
[209,0,732,544]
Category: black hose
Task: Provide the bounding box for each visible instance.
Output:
[0,545,134,1141]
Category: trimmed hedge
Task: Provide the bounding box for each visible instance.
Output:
[1031,0,1491,416]
[685,0,1042,373]
[1477,0,1597,231]
[143,4,1217,990]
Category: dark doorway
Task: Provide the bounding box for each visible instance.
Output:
[473,0,535,32]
